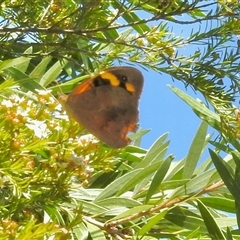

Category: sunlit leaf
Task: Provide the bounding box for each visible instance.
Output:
[198,200,226,240]
[183,121,208,178]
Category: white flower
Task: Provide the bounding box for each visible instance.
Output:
[54,103,63,112]
[69,153,85,165]
[53,109,69,120]
[35,89,52,95]
[2,99,13,107]
[69,152,94,172]
[77,134,98,145]
[25,119,49,138]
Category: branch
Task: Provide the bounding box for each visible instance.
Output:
[0,1,235,37]
[105,180,225,228]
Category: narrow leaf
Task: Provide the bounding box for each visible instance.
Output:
[96,197,141,208]
[168,85,220,130]
[50,74,89,95]
[138,209,168,236]
[4,67,46,92]
[183,121,208,178]
[197,200,226,240]
[85,221,106,240]
[145,155,173,203]
[40,59,67,86]
[0,56,31,71]
[30,56,52,79]
[134,133,169,169]
[209,150,240,202]
[117,161,164,196]
[199,197,235,213]
[106,205,152,223]
[94,169,142,201]
[171,168,215,198]
[134,147,169,194]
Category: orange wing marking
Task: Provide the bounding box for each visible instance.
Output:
[71,78,94,95]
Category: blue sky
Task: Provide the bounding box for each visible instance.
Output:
[135,30,208,159]
[138,68,206,160]
[137,36,237,161]
[135,3,221,160]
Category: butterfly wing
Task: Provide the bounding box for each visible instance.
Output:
[64,66,144,148]
[66,84,139,148]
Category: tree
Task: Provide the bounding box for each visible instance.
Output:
[0,0,240,239]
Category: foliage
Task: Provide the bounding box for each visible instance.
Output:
[0,0,240,239]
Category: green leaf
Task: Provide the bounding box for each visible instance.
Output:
[85,221,106,240]
[138,209,168,236]
[134,133,169,169]
[72,222,89,240]
[183,121,208,178]
[160,179,189,190]
[197,200,226,240]
[96,197,141,208]
[232,151,240,171]
[17,47,33,72]
[168,85,221,130]
[30,56,53,79]
[216,217,237,228]
[39,59,68,86]
[134,147,169,194]
[194,156,213,175]
[209,150,240,203]
[226,227,234,240]
[69,188,103,201]
[0,56,31,71]
[171,168,215,198]
[129,128,151,146]
[164,159,185,181]
[50,74,89,95]
[185,227,201,240]
[191,8,206,18]
[145,155,173,203]
[227,152,240,229]
[74,200,107,215]
[106,205,153,223]
[165,210,207,232]
[4,67,46,92]
[117,161,164,196]
[112,1,150,34]
[43,207,65,225]
[199,197,235,213]
[94,169,142,201]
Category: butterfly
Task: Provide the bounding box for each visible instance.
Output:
[62,66,144,148]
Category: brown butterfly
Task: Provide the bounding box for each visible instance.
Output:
[61,66,144,148]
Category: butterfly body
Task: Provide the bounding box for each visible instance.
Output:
[64,66,144,148]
